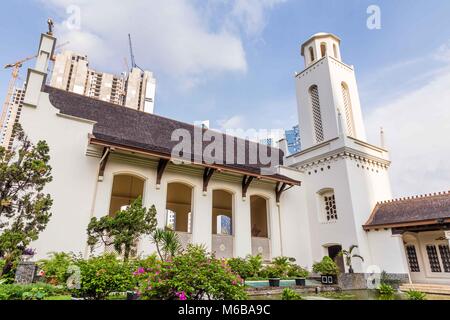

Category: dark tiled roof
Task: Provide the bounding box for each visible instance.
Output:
[43,85,299,185]
[364,192,450,229]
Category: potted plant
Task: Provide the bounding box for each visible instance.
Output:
[312,256,339,285]
[338,245,364,273]
[288,265,309,286]
[264,265,282,287]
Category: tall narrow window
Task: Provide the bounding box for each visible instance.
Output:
[426,245,442,273]
[309,47,315,63]
[320,43,327,57]
[439,244,450,273]
[309,85,324,143]
[333,43,338,58]
[341,82,355,137]
[406,245,420,272]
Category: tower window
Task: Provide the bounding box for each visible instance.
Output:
[309,85,324,143]
[341,82,355,137]
[320,43,327,58]
[318,188,338,222]
[333,43,338,58]
[309,47,315,63]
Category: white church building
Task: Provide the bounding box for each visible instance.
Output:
[15,31,450,285]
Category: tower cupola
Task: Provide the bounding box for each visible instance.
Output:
[301,33,341,67]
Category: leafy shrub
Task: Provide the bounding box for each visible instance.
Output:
[69,253,134,300]
[0,283,64,300]
[406,290,426,300]
[312,256,340,275]
[227,257,253,280]
[378,283,395,295]
[261,265,284,279]
[135,245,247,300]
[281,288,302,300]
[37,252,73,286]
[288,264,309,278]
[246,254,263,278]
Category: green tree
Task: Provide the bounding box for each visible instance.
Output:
[150,228,182,261]
[338,245,364,273]
[0,124,53,277]
[87,197,157,261]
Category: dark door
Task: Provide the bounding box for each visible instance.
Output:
[328,245,345,273]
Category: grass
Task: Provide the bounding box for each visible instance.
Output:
[43,295,72,300]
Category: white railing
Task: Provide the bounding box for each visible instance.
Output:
[212,234,234,259]
[251,237,271,261]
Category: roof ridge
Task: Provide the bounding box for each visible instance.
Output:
[377,190,450,205]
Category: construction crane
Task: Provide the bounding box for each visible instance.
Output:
[128,33,142,71]
[0,41,69,133]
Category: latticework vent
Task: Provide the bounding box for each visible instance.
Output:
[439,244,450,273]
[341,82,354,137]
[310,85,324,143]
[426,245,442,273]
[323,192,337,221]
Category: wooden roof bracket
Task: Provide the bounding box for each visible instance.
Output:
[202,167,216,194]
[98,147,110,181]
[156,158,169,189]
[242,175,254,200]
[275,182,293,205]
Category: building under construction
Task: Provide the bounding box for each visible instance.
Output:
[0,50,157,149]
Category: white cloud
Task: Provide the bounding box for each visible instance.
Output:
[366,66,450,197]
[217,115,247,130]
[40,0,287,87]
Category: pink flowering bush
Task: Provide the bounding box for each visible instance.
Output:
[134,245,247,300]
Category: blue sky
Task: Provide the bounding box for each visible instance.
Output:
[1,0,450,197]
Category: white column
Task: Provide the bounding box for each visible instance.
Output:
[234,196,252,257]
[191,188,212,251]
[269,199,282,258]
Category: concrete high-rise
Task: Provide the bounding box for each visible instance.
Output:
[49,51,156,112]
[0,86,25,149]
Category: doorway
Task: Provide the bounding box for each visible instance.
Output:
[328,245,345,273]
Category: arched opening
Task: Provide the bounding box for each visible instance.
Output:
[341,82,355,137]
[333,43,338,58]
[320,42,327,58]
[166,182,193,233]
[309,85,324,143]
[212,190,233,235]
[250,195,270,260]
[309,46,315,63]
[212,190,234,258]
[108,174,144,215]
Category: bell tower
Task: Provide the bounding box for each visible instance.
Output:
[295,33,366,150]
[287,33,397,274]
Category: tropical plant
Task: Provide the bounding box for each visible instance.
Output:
[246,254,263,278]
[37,252,74,286]
[338,245,364,273]
[135,244,247,300]
[380,270,402,287]
[406,290,427,300]
[378,283,395,295]
[281,288,302,300]
[312,256,340,275]
[261,265,284,279]
[288,264,309,278]
[0,123,53,277]
[69,253,134,300]
[150,228,182,261]
[87,197,157,261]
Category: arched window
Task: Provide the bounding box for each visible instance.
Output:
[318,188,338,222]
[341,82,355,137]
[166,182,193,233]
[212,190,233,235]
[309,85,324,143]
[320,43,327,58]
[333,43,338,58]
[108,174,144,216]
[309,46,315,63]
